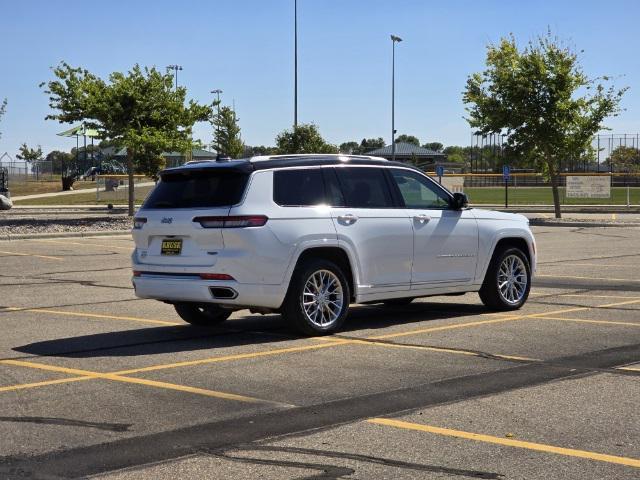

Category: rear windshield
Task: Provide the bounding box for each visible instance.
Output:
[143,170,249,209]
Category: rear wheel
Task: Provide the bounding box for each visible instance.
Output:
[282,258,350,335]
[174,303,232,326]
[479,247,531,311]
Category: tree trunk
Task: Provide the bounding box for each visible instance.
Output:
[549,166,562,219]
[127,148,135,217]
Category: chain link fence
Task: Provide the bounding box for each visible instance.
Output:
[96,175,154,204]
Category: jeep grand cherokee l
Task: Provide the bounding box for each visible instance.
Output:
[132,154,536,335]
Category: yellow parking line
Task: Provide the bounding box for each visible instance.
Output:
[27,239,132,251]
[536,274,640,283]
[339,338,538,362]
[559,294,640,300]
[617,366,640,372]
[367,418,640,468]
[536,317,640,328]
[548,263,638,268]
[612,213,617,220]
[0,376,92,393]
[0,250,63,261]
[1,359,273,404]
[114,340,352,375]
[2,307,180,326]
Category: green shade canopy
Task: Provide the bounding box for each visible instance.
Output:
[57,123,100,138]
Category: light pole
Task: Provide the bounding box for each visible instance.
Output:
[294,0,298,128]
[211,89,223,154]
[390,35,402,162]
[166,64,183,90]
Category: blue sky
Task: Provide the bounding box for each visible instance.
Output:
[0,0,638,156]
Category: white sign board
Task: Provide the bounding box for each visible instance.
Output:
[565,176,611,198]
[440,176,465,194]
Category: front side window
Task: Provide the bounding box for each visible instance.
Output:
[273,169,326,206]
[334,167,394,208]
[390,169,451,209]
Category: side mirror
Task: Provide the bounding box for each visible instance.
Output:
[450,192,469,210]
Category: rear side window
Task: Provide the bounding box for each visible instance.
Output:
[273,169,326,206]
[335,167,394,208]
[143,170,249,209]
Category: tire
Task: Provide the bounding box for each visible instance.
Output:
[174,303,232,326]
[479,246,531,311]
[382,297,415,306]
[282,258,350,335]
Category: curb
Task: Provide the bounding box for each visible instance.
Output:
[528,220,640,228]
[1,230,131,240]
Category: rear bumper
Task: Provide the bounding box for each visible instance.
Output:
[132,274,287,309]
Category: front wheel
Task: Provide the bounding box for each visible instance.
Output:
[282,258,350,335]
[174,303,232,326]
[479,247,531,311]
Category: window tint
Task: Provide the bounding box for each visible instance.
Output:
[143,170,249,209]
[335,167,394,208]
[322,168,346,207]
[273,169,326,206]
[390,169,451,209]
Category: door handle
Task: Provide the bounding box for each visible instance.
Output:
[413,214,431,224]
[338,214,358,225]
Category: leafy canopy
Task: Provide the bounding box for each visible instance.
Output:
[212,106,244,158]
[463,33,626,174]
[42,62,211,168]
[0,98,6,140]
[275,123,338,154]
[16,143,43,163]
[395,134,420,146]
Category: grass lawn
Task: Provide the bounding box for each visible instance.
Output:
[9,179,97,197]
[13,185,154,205]
[465,187,640,205]
[12,185,639,206]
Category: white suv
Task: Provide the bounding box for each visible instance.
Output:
[132,154,536,335]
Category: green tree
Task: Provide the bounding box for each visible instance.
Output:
[212,106,244,158]
[464,33,626,218]
[275,123,338,154]
[45,150,75,176]
[395,134,420,146]
[443,146,467,165]
[423,142,443,152]
[244,145,277,156]
[0,98,6,139]
[16,143,43,163]
[359,137,385,152]
[42,62,211,215]
[607,146,640,172]
[339,141,360,154]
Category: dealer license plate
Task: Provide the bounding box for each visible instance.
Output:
[161,239,182,256]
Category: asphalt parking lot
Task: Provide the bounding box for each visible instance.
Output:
[0,226,639,479]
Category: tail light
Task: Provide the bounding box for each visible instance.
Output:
[133,271,142,277]
[194,215,268,228]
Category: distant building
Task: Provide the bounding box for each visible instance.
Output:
[113,148,217,168]
[366,142,459,171]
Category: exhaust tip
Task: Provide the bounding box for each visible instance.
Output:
[209,287,238,300]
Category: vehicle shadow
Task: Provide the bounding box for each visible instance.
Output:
[13,301,489,359]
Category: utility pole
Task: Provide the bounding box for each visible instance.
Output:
[166,65,183,90]
[211,89,223,154]
[390,35,402,162]
[294,0,298,128]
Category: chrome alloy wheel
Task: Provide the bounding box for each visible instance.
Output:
[497,254,528,305]
[301,269,344,327]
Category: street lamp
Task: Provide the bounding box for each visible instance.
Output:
[211,89,223,154]
[390,34,402,162]
[166,64,183,90]
[294,0,298,128]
